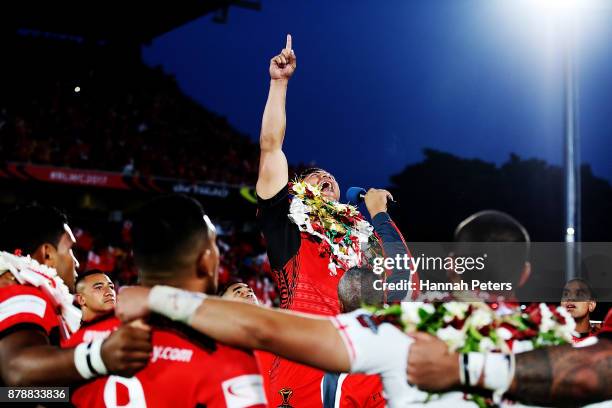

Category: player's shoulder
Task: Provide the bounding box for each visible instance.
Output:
[0,283,55,316]
[0,283,58,336]
[0,282,51,302]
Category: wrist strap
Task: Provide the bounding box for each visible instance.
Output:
[74,342,94,379]
[148,285,207,324]
[89,338,108,376]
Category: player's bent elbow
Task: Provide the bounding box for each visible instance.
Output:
[259,133,282,152]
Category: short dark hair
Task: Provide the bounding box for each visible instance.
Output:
[75,269,109,290]
[0,204,68,256]
[338,267,383,312]
[131,195,212,280]
[218,280,244,296]
[298,167,328,180]
[453,210,530,287]
[564,278,596,301]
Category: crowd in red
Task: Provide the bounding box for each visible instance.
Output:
[72,219,278,306]
[0,34,318,304]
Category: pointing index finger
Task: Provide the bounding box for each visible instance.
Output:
[285,34,292,51]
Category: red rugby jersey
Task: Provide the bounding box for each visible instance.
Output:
[0,283,62,342]
[71,315,267,408]
[257,187,412,408]
[61,313,117,348]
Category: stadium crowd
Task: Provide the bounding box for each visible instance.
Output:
[0,33,307,185]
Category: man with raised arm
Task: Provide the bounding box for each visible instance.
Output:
[256,34,415,407]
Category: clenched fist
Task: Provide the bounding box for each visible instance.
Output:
[406,332,460,391]
[364,188,393,218]
[100,321,152,377]
[116,286,152,323]
[269,34,297,81]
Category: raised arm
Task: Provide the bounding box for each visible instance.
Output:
[256,34,296,199]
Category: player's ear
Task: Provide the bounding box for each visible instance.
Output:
[196,247,214,279]
[35,243,58,267]
[588,301,596,313]
[75,293,86,307]
[518,262,531,288]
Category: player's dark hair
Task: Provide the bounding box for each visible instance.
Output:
[75,269,110,291]
[453,210,530,287]
[0,204,68,256]
[132,194,212,281]
[338,266,383,312]
[298,167,328,180]
[564,278,596,301]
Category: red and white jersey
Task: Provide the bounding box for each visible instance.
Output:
[61,313,118,348]
[71,315,267,408]
[0,283,62,342]
[600,308,612,336]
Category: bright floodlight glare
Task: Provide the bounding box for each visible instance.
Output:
[566,227,575,235]
[74,86,81,93]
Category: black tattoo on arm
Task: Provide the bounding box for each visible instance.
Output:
[507,339,612,407]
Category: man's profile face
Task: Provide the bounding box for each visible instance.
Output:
[52,225,79,292]
[561,280,595,320]
[303,170,340,202]
[222,283,259,305]
[76,273,116,314]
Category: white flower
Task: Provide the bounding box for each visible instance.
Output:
[443,302,469,323]
[421,303,436,315]
[401,302,423,325]
[436,326,465,350]
[538,303,556,333]
[478,337,497,352]
[470,307,493,329]
[496,327,513,341]
[288,198,310,228]
[292,182,306,195]
[512,339,535,354]
[555,306,576,341]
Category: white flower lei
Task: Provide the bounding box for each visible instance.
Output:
[0,251,82,335]
[288,181,374,275]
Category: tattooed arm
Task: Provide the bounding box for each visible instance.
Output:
[506,338,612,406]
[408,333,612,406]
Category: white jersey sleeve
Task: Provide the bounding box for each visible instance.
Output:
[330,309,428,408]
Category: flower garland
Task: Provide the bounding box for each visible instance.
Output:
[0,251,82,335]
[288,180,379,275]
[369,301,575,407]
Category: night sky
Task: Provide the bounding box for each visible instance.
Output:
[142,0,612,195]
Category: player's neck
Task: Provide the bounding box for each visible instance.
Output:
[574,315,591,333]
